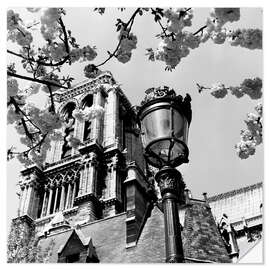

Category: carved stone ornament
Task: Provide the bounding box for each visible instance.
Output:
[156,173,177,195]
[154,167,185,198]
[139,86,192,125]
[141,86,176,105]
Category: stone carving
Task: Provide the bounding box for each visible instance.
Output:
[157,173,177,195]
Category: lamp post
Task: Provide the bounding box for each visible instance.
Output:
[138,86,192,263]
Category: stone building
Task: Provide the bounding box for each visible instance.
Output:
[13,72,261,263]
[208,182,263,262]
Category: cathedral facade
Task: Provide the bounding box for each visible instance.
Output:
[13,72,262,263]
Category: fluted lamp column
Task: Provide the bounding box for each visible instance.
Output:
[138,86,192,263]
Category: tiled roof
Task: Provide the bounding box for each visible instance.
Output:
[208,182,262,202]
[39,200,231,263]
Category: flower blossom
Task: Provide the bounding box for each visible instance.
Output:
[8,27,33,47]
[7,10,21,31]
[235,140,256,159]
[210,83,228,98]
[211,29,227,44]
[228,29,262,50]
[24,83,41,96]
[40,8,61,40]
[240,77,262,99]
[48,42,68,62]
[7,78,19,100]
[210,8,240,26]
[116,31,137,64]
[254,103,263,117]
[163,8,194,33]
[7,106,22,124]
[81,45,97,61]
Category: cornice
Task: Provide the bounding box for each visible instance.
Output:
[53,71,114,102]
[44,154,81,174]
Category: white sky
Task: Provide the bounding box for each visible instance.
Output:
[5,6,264,230]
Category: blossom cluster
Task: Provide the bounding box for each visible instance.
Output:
[163,8,194,33]
[210,8,240,26]
[40,8,61,40]
[116,30,137,63]
[154,9,200,68]
[7,78,19,101]
[207,77,262,100]
[7,106,22,124]
[7,9,34,47]
[240,77,262,99]
[235,103,263,159]
[210,83,228,98]
[227,28,262,50]
[155,31,200,68]
[72,105,105,122]
[70,45,97,63]
[200,8,240,44]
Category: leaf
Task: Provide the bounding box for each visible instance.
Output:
[116,24,122,32]
[154,14,161,22]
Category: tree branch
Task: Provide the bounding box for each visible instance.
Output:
[7,71,69,89]
[96,8,141,67]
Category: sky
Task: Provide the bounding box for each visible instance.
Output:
[6,7,263,227]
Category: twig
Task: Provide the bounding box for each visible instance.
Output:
[96,8,141,67]
[7,71,68,89]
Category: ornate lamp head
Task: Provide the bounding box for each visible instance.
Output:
[138,86,192,169]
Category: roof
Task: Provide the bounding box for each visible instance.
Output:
[39,200,231,263]
[208,182,262,202]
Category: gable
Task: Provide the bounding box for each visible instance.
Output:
[182,203,231,263]
[60,231,85,257]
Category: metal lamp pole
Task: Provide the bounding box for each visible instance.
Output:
[155,166,185,263]
[137,86,192,263]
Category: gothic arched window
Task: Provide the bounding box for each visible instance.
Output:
[61,102,76,159]
[81,95,93,142]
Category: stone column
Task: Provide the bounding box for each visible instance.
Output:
[93,89,104,144]
[22,185,29,215]
[46,185,54,216]
[53,186,59,213]
[59,183,66,211]
[111,153,121,200]
[29,184,39,218]
[105,88,119,146]
[71,182,76,207]
[41,187,48,217]
[19,185,27,215]
[65,183,72,209]
[78,164,87,196]
[85,152,98,194]
[25,182,35,217]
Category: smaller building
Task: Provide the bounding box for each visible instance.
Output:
[208,182,263,263]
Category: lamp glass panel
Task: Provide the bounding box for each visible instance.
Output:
[142,108,172,146]
[149,139,187,165]
[173,110,188,143]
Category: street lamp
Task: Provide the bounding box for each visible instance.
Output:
[138,86,192,263]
